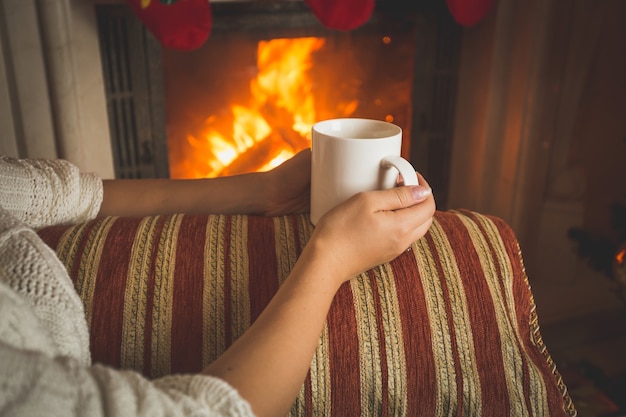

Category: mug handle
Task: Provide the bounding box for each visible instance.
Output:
[380,155,419,188]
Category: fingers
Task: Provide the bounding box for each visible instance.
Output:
[345,171,434,219]
[269,149,311,181]
[361,172,436,236]
[405,210,434,243]
[284,149,312,171]
[264,149,312,216]
[366,182,433,213]
[416,172,430,189]
[310,172,435,281]
[374,172,436,246]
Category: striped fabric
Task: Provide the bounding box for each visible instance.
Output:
[38,210,576,417]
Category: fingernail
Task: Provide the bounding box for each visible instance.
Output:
[410,185,432,201]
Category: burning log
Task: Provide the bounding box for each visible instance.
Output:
[260,102,311,149]
[217,130,296,177]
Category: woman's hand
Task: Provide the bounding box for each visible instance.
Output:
[204,173,433,417]
[261,149,311,216]
[306,173,435,285]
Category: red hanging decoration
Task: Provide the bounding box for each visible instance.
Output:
[304,0,375,31]
[126,0,380,50]
[125,0,212,50]
[446,0,496,27]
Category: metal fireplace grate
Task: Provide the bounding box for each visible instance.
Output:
[96,5,169,179]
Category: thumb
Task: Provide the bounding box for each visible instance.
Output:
[377,185,432,212]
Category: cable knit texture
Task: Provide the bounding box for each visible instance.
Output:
[0,157,254,417]
[0,156,102,229]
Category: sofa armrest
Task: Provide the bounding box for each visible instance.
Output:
[38,210,576,416]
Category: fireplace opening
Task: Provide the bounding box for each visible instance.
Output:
[96,0,460,207]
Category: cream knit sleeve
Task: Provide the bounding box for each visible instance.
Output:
[0,341,255,417]
[0,156,103,228]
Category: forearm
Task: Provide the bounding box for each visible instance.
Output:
[99,172,269,217]
[202,241,345,417]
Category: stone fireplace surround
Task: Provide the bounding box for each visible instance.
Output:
[1,0,618,324]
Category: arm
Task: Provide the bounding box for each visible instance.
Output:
[99,150,311,217]
[0,339,254,417]
[0,151,308,225]
[203,176,435,417]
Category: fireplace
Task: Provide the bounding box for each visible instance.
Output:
[96,0,460,207]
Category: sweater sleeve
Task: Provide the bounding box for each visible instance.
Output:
[0,340,255,417]
[0,156,103,228]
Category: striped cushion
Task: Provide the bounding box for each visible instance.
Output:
[38,210,576,416]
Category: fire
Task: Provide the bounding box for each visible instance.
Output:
[171,37,327,179]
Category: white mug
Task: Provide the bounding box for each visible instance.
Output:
[310,118,418,225]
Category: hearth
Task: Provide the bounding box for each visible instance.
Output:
[96,0,460,207]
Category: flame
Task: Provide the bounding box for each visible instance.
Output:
[171,37,327,179]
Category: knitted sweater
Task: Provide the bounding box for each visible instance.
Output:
[0,156,255,417]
